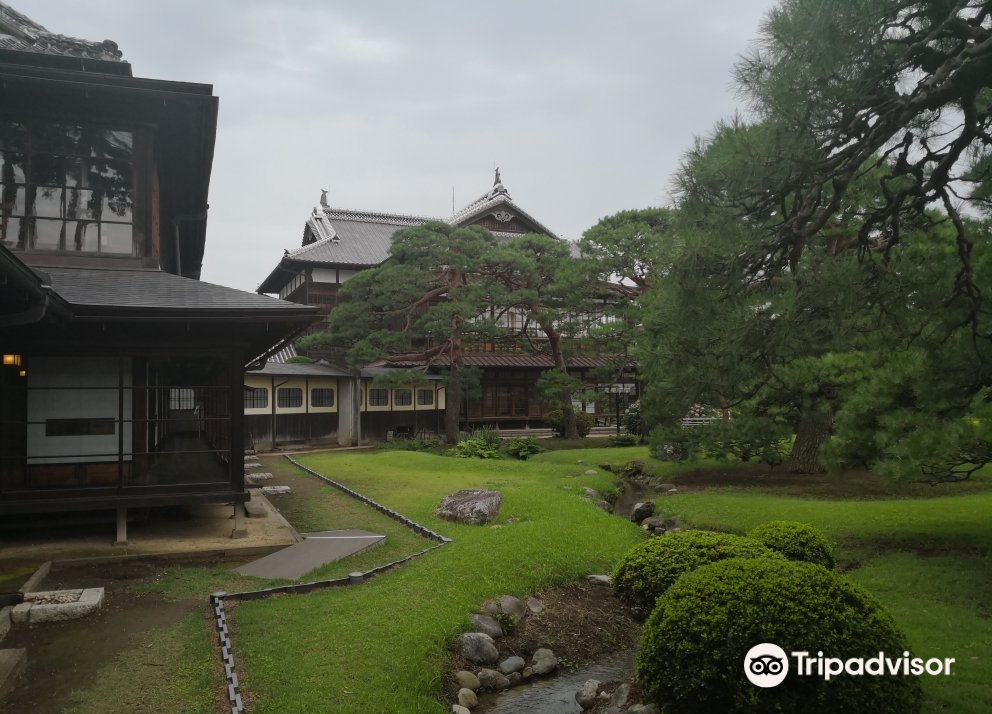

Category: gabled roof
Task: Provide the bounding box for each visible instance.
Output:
[258,173,560,294]
[449,176,559,239]
[0,2,128,66]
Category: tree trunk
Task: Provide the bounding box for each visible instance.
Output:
[546,326,578,440]
[444,327,465,444]
[783,406,832,474]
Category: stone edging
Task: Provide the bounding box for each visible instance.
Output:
[210,455,453,714]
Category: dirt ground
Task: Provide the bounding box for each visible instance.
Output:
[443,580,642,703]
[1,560,204,714]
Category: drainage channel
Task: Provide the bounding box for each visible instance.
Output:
[211,455,452,714]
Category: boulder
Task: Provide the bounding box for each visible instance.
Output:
[587,574,611,586]
[582,487,600,498]
[655,483,677,491]
[459,633,499,664]
[663,516,681,530]
[640,516,664,531]
[497,595,528,622]
[454,670,480,691]
[608,682,632,709]
[476,668,511,690]
[531,648,558,675]
[499,656,526,675]
[471,614,504,638]
[457,688,478,709]
[452,706,471,714]
[575,679,601,709]
[595,500,613,513]
[521,666,535,680]
[435,489,502,525]
[630,502,655,522]
[506,672,522,687]
[628,705,659,714]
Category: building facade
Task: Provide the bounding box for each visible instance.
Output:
[0,3,317,536]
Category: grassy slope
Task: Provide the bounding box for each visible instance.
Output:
[231,451,643,714]
[635,455,992,714]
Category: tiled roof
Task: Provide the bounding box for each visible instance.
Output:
[385,352,624,369]
[249,360,354,378]
[450,179,559,239]
[0,2,126,63]
[45,267,317,314]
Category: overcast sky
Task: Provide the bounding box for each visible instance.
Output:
[18,1,775,292]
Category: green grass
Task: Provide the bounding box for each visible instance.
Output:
[62,611,216,714]
[229,450,643,714]
[646,452,992,714]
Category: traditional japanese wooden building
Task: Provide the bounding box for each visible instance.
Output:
[257,175,636,440]
[0,3,318,538]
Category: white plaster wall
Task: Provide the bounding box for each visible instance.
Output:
[27,356,132,464]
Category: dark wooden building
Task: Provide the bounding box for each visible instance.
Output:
[0,4,317,539]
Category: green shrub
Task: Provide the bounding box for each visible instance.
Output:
[376,437,443,453]
[748,520,836,569]
[611,530,780,616]
[608,433,639,447]
[449,428,503,459]
[622,399,644,437]
[638,558,922,714]
[504,436,543,460]
[545,410,594,438]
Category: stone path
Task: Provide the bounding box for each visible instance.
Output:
[233,530,385,580]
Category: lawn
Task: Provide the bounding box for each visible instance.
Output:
[635,454,992,714]
[228,450,643,714]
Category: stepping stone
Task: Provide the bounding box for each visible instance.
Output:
[261,485,291,495]
[234,530,386,579]
[244,462,263,469]
[246,473,274,483]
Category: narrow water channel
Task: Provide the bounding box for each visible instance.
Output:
[476,650,637,714]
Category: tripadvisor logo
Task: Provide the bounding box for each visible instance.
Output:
[744,643,955,686]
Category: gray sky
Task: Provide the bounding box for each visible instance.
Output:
[19,1,775,292]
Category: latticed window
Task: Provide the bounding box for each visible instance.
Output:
[417,389,434,406]
[0,120,138,254]
[243,387,268,409]
[311,388,334,407]
[368,389,389,406]
[393,389,412,406]
[277,388,303,408]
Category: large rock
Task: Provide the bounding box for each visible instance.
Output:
[499,656,526,675]
[630,502,655,522]
[471,614,504,638]
[435,489,502,524]
[530,648,558,675]
[497,595,528,622]
[575,679,601,709]
[476,668,511,690]
[459,633,499,664]
[457,688,478,709]
[455,670,480,691]
[526,596,546,614]
[608,682,632,709]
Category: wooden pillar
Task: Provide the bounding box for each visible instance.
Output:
[115,506,127,546]
[232,502,247,539]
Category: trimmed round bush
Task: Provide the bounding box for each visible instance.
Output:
[611,530,781,616]
[748,520,835,569]
[638,558,922,714]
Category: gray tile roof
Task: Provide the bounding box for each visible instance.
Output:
[0,2,126,63]
[45,267,317,313]
[249,360,354,378]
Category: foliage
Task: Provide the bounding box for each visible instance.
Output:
[621,400,645,439]
[608,433,639,447]
[652,417,790,466]
[747,520,835,569]
[503,436,543,460]
[611,529,780,616]
[545,409,593,438]
[375,437,444,454]
[450,426,504,459]
[638,557,922,714]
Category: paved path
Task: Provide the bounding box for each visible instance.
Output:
[233,530,385,580]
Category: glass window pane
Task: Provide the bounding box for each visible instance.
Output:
[100,223,133,255]
[33,219,62,250]
[2,186,27,216]
[102,191,133,222]
[101,130,133,159]
[63,125,85,155]
[64,188,90,219]
[32,186,62,218]
[63,157,83,187]
[0,217,22,249]
[32,154,63,187]
[87,160,132,191]
[0,151,26,184]
[65,221,98,251]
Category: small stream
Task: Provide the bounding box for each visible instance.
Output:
[476,650,637,714]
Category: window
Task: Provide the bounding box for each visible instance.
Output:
[244,387,268,409]
[277,387,303,408]
[417,389,434,406]
[393,389,412,406]
[46,418,116,437]
[368,388,389,406]
[311,388,334,407]
[169,388,195,410]
[1,120,138,254]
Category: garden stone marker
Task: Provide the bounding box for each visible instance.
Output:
[435,489,502,524]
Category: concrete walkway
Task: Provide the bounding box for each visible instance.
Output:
[233,530,385,580]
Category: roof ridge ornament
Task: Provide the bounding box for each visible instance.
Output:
[320,189,329,208]
[488,167,511,200]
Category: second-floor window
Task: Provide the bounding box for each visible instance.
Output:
[368,388,389,406]
[1,120,139,255]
